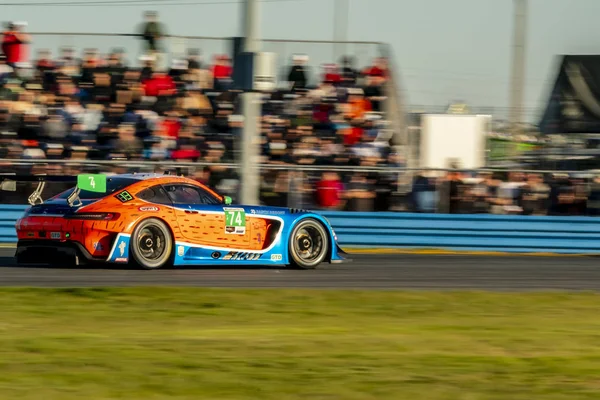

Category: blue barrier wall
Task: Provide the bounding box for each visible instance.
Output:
[320,211,600,254]
[1,205,600,254]
[0,205,29,242]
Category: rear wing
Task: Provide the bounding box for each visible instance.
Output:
[0,173,107,207]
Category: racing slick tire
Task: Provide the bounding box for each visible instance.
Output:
[130,218,174,270]
[288,218,330,269]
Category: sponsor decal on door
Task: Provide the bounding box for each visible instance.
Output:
[224,207,246,235]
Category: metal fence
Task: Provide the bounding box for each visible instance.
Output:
[27,32,385,88]
[0,159,599,217]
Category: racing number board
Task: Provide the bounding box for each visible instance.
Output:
[77,174,106,193]
[224,208,246,235]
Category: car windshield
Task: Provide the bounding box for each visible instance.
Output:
[53,177,139,200]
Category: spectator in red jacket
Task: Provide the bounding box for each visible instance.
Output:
[211,55,232,91]
[142,72,176,97]
[363,57,388,80]
[323,63,342,85]
[316,172,345,209]
[212,55,231,79]
[160,112,182,139]
[2,22,31,67]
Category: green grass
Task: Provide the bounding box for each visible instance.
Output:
[1,289,600,399]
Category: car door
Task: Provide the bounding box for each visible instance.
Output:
[164,183,256,249]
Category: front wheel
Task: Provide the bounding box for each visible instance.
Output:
[288,218,330,269]
[130,218,173,270]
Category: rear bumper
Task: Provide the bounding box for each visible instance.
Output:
[15,240,104,265]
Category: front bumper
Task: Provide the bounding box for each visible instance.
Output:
[15,240,104,266]
[330,244,352,264]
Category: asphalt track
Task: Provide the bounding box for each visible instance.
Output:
[1,248,600,290]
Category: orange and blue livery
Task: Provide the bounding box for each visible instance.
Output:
[3,173,349,269]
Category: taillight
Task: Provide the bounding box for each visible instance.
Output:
[65,212,120,221]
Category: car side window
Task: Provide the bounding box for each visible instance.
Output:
[162,184,221,205]
[136,185,172,205]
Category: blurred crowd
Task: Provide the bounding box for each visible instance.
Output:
[410,170,600,216]
[0,13,401,209]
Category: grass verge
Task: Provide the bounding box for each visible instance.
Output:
[1,288,600,399]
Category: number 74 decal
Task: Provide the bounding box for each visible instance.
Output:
[224,208,246,235]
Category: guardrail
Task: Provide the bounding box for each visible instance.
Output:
[320,212,600,253]
[2,158,597,174]
[0,205,28,243]
[1,205,600,254]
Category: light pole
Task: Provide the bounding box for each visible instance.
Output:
[509,0,527,134]
[333,0,349,62]
[239,0,261,205]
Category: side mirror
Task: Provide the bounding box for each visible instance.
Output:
[223,196,232,205]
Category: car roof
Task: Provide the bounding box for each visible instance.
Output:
[114,173,182,181]
[111,173,223,199]
[112,173,200,184]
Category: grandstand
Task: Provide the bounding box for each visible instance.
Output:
[4,29,599,217]
[0,30,410,211]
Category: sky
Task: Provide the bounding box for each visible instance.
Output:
[3,0,600,124]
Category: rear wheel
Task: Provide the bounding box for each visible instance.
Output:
[288,218,330,269]
[130,218,173,270]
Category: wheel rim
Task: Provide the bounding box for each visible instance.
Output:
[292,224,325,264]
[137,225,166,262]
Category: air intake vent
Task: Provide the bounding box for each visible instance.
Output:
[288,208,308,214]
